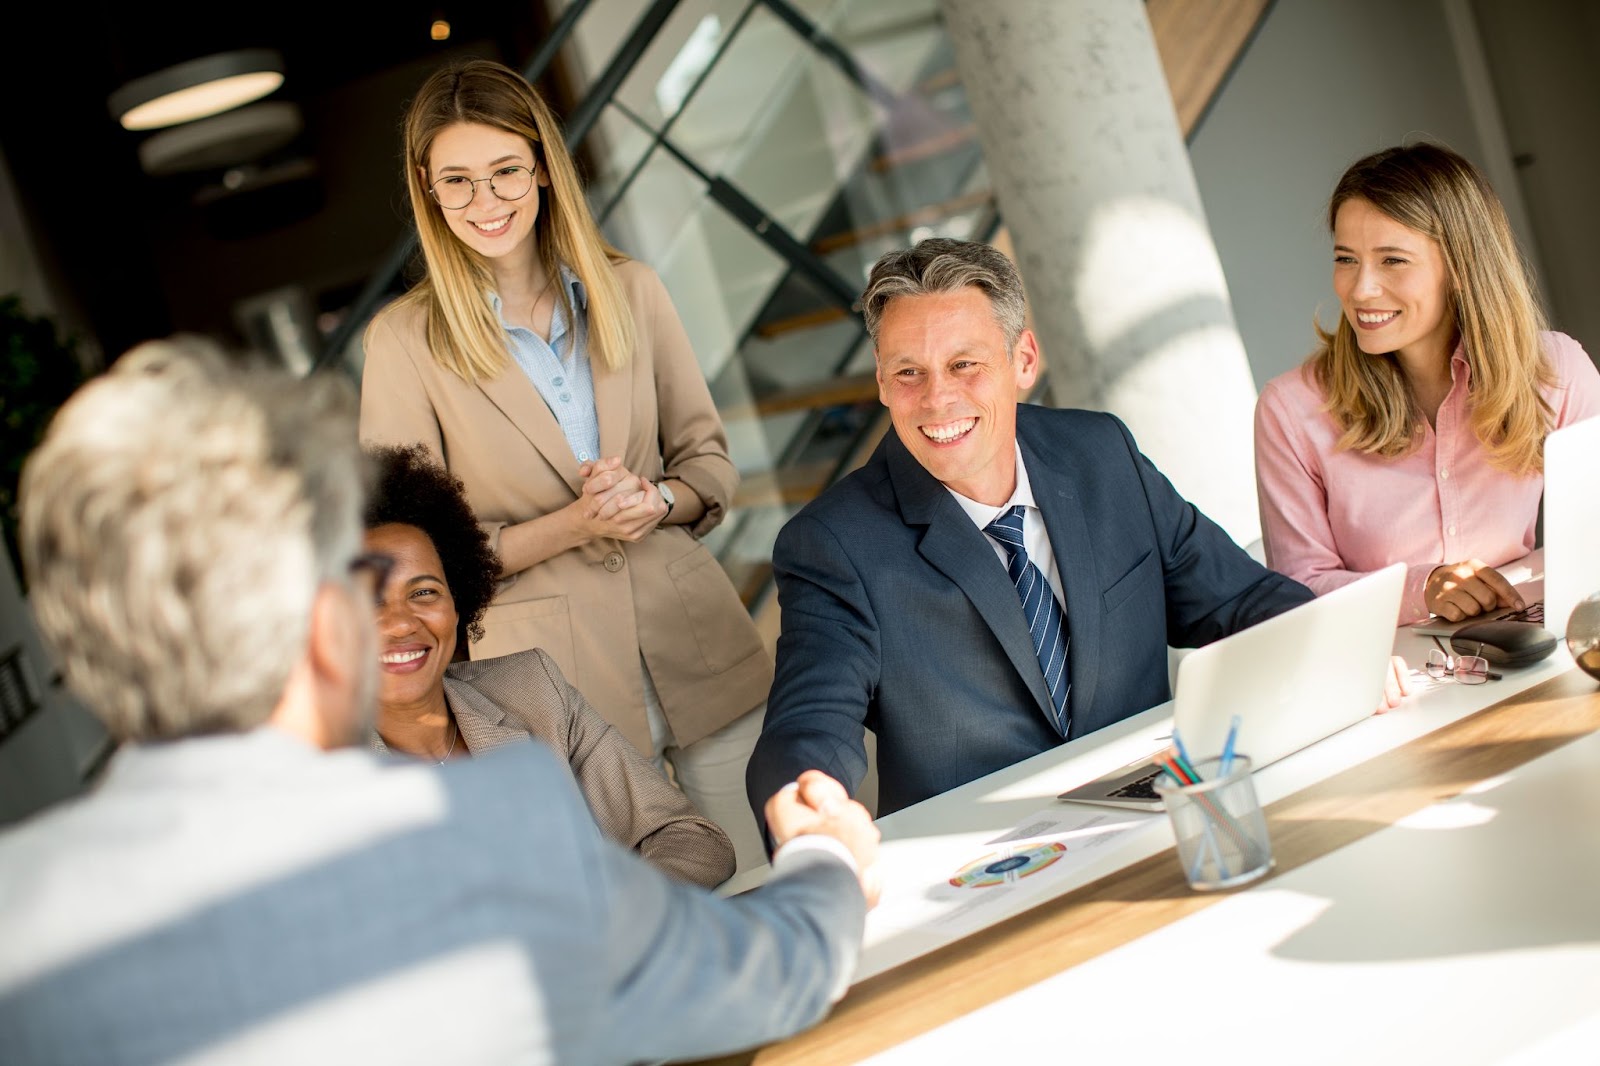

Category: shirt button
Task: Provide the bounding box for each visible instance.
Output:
[1439,469,1450,480]
[552,376,564,386]
[604,551,625,573]
[579,452,591,462]
[1447,525,1457,537]
[560,392,571,402]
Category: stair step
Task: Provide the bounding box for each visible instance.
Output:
[812,189,995,255]
[871,122,977,173]
[733,459,840,510]
[754,372,879,417]
[752,305,853,340]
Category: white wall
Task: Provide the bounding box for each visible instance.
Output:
[1188,0,1489,390]
[1471,0,1600,358]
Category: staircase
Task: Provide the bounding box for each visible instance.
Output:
[327,0,1272,618]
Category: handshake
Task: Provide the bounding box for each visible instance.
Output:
[765,771,883,907]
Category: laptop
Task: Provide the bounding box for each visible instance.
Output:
[1411,413,1600,640]
[1056,563,1406,811]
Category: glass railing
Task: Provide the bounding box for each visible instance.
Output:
[570,0,990,607]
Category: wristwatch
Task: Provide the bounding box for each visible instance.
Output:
[654,480,676,518]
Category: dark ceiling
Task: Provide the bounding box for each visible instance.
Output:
[1,0,560,363]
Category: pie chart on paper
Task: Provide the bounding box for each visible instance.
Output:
[948,841,1068,888]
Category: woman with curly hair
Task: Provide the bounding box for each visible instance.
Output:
[1255,142,1600,625]
[364,444,734,888]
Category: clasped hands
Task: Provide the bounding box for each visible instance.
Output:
[766,771,882,908]
[570,456,668,542]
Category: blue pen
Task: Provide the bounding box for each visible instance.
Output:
[1218,715,1242,778]
[1171,727,1199,782]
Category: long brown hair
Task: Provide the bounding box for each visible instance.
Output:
[370,59,635,382]
[1310,143,1553,474]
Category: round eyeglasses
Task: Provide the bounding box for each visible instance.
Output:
[429,164,534,210]
[1424,647,1496,685]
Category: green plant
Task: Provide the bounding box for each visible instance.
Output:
[1,295,86,583]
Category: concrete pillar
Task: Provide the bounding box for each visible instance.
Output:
[942,0,1262,548]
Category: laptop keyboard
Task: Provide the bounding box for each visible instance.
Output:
[1107,769,1162,800]
[1501,601,1544,624]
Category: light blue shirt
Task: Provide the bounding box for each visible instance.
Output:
[492,267,600,464]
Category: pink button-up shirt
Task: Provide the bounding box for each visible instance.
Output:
[1255,331,1600,623]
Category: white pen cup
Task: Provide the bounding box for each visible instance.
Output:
[1153,755,1274,891]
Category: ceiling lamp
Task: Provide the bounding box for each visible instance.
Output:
[109,49,286,131]
[137,102,303,176]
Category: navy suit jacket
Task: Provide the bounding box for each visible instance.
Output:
[746,404,1313,820]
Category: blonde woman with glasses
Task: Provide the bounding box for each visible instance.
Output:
[1254,142,1600,627]
[360,59,771,870]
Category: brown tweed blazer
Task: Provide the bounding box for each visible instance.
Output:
[374,648,734,889]
[359,259,772,755]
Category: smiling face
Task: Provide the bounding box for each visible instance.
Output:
[875,286,1039,506]
[425,121,548,263]
[365,522,458,721]
[1332,197,1457,370]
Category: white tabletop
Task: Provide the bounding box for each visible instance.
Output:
[728,629,1581,986]
[861,703,1600,1065]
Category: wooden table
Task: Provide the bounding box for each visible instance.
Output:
[702,654,1600,1065]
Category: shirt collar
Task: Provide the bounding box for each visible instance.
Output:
[489,265,587,327]
[945,442,1036,532]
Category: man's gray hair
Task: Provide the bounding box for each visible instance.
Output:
[861,238,1028,350]
[20,338,365,741]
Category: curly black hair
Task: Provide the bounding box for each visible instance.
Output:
[363,444,500,645]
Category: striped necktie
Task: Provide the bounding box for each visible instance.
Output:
[984,505,1071,737]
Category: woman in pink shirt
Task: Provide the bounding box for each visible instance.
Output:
[1255,143,1600,625]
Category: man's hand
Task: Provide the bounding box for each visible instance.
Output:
[1376,654,1412,714]
[1424,559,1522,622]
[766,770,881,907]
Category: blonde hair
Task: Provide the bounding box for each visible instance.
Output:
[1311,143,1553,475]
[20,339,364,740]
[375,59,635,383]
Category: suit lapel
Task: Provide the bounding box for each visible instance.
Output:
[886,430,1056,722]
[1019,413,1102,735]
[476,368,584,497]
[443,673,533,755]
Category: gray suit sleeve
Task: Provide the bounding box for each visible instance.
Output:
[591,831,866,1062]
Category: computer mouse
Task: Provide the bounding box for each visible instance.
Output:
[1450,620,1559,669]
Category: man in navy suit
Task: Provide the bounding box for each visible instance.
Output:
[746,238,1312,822]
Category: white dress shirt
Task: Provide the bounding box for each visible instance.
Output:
[945,443,1066,611]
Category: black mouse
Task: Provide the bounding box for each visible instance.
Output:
[1450,620,1559,669]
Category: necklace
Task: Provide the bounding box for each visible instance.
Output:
[437,720,457,765]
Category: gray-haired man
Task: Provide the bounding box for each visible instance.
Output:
[0,341,877,1065]
[747,238,1312,825]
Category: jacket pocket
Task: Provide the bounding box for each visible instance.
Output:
[666,547,764,674]
[473,596,578,685]
[1101,550,1157,614]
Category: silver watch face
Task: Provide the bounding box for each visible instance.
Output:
[657,481,675,510]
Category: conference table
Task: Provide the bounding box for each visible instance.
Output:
[701,626,1600,1065]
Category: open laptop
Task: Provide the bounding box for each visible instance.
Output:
[1056,563,1406,810]
[1411,413,1600,639]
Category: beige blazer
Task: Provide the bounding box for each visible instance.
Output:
[360,260,771,753]
[370,650,734,888]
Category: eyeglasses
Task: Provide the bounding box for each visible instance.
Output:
[428,164,535,210]
[1426,636,1501,685]
[348,552,395,599]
